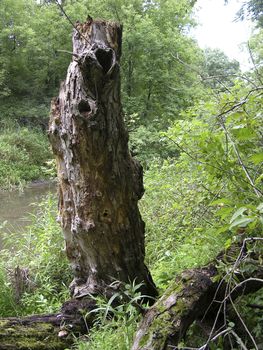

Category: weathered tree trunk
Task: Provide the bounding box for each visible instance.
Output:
[49,19,157,299]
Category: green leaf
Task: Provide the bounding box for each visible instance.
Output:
[232,127,256,140]
[257,203,263,213]
[229,217,254,229]
[224,238,232,249]
[228,322,235,328]
[216,225,230,234]
[230,207,247,224]
[210,198,232,206]
[215,207,233,220]
[250,153,263,165]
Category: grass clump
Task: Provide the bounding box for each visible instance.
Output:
[73,281,144,350]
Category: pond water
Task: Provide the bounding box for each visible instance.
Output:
[0,181,57,242]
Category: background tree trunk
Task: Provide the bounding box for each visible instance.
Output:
[49,19,157,299]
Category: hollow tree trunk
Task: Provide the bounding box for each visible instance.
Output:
[49,19,157,299]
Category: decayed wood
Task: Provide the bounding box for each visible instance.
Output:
[0,298,96,350]
[49,19,157,299]
[132,239,263,350]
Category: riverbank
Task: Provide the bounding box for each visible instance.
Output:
[0,126,54,190]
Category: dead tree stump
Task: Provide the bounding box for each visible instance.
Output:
[49,19,157,299]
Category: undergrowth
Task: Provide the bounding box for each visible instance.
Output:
[71,281,145,350]
[141,160,230,290]
[0,126,53,189]
[0,195,71,316]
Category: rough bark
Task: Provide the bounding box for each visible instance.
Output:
[132,239,263,350]
[49,19,157,299]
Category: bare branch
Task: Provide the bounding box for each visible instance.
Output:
[56,49,79,59]
[230,294,259,350]
[247,41,263,86]
[230,330,249,350]
[54,0,91,45]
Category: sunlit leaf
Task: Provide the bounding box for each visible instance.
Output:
[230,207,247,224]
[229,217,254,229]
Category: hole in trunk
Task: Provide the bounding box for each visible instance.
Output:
[103,209,109,217]
[78,100,91,117]
[95,48,113,74]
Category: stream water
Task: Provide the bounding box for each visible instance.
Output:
[0,182,57,246]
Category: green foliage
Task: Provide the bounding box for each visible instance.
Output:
[0,195,71,316]
[139,73,263,291]
[236,0,263,26]
[0,263,17,317]
[0,127,53,188]
[202,48,240,90]
[129,126,176,167]
[0,0,71,123]
[0,0,203,128]
[0,0,70,99]
[235,288,263,342]
[141,160,229,290]
[165,79,263,228]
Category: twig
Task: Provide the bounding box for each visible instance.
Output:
[247,304,263,310]
[56,49,79,59]
[229,294,258,350]
[247,42,263,85]
[230,330,249,350]
[167,328,232,349]
[165,135,260,194]
[202,237,262,349]
[198,327,232,350]
[223,278,263,302]
[217,113,262,197]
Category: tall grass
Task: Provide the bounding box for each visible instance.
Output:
[0,194,71,316]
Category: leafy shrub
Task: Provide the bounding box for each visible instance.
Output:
[141,160,229,290]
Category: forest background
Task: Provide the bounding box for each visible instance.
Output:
[0,0,262,349]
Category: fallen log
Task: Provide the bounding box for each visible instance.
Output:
[132,238,263,350]
[0,298,96,350]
